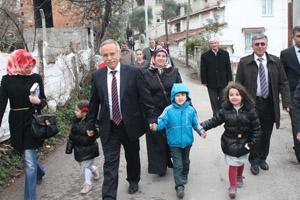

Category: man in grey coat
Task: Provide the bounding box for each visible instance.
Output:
[143,39,156,61]
[236,34,291,175]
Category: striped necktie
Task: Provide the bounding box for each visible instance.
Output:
[258,58,269,99]
[111,71,122,125]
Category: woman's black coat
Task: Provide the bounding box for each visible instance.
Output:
[201,103,261,157]
[65,116,99,162]
[142,66,182,116]
[0,74,47,153]
[142,66,182,174]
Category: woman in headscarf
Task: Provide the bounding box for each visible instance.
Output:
[142,48,182,176]
[0,49,47,200]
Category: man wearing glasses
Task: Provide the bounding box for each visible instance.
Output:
[236,34,291,175]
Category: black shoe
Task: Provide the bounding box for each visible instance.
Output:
[159,173,166,177]
[128,183,138,194]
[260,161,269,170]
[250,165,259,175]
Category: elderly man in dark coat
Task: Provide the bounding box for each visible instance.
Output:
[236,34,291,175]
[201,37,232,116]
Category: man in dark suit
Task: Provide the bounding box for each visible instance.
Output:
[236,34,291,175]
[200,37,232,115]
[86,39,157,200]
[281,25,300,163]
[143,39,156,61]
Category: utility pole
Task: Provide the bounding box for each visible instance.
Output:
[144,0,149,47]
[163,0,168,48]
[185,0,190,67]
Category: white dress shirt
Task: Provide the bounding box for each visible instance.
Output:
[107,63,122,120]
[254,54,269,97]
[212,49,218,56]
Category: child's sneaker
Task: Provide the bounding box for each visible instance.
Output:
[228,185,237,198]
[236,175,244,188]
[92,167,100,180]
[181,175,188,184]
[176,186,185,199]
[80,183,92,194]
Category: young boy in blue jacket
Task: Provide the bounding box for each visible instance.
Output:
[151,83,206,199]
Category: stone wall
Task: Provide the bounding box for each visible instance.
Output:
[23,27,90,63]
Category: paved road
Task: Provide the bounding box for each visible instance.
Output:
[1,60,300,200]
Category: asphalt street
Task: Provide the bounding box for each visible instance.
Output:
[0,59,299,200]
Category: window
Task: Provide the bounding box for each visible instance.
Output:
[156,0,162,5]
[175,23,181,33]
[262,0,273,15]
[156,14,162,23]
[244,31,263,51]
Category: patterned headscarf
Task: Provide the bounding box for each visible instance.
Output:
[7,49,36,76]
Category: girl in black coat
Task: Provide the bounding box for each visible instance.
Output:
[0,49,47,200]
[65,100,100,194]
[200,83,261,199]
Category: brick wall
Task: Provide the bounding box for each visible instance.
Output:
[51,0,85,27]
[20,0,99,29]
[20,0,35,29]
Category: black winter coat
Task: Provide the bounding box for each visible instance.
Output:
[65,116,99,162]
[201,103,261,157]
[142,66,182,116]
[200,48,232,88]
[0,74,47,153]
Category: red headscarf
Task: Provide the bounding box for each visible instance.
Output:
[7,49,36,76]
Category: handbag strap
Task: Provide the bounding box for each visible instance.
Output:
[35,102,49,115]
[155,72,170,105]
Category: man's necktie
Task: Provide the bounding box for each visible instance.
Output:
[258,58,269,99]
[111,71,122,125]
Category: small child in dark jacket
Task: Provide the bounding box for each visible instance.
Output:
[199,83,261,199]
[151,83,206,199]
[65,100,100,194]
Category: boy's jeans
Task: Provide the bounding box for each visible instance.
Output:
[23,149,45,200]
[170,146,191,189]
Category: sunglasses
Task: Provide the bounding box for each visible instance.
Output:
[254,42,266,47]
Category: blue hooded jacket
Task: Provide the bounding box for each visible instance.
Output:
[156,83,200,148]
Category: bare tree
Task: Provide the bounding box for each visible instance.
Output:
[54,0,129,54]
[0,1,27,52]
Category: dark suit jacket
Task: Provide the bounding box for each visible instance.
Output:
[200,48,232,88]
[280,46,300,99]
[86,63,157,144]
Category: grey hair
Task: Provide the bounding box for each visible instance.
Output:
[209,37,219,43]
[100,39,120,55]
[252,34,268,44]
[292,26,300,35]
